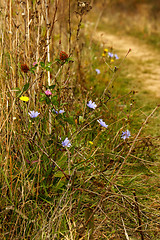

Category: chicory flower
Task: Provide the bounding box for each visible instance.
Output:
[121,130,131,140]
[62,138,71,148]
[28,110,40,118]
[95,69,101,74]
[97,119,108,128]
[87,100,97,109]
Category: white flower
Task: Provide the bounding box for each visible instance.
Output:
[97,119,108,128]
[87,100,97,109]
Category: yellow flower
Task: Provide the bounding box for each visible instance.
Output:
[104,48,108,53]
[89,141,93,145]
[102,53,106,57]
[111,59,114,63]
[20,96,29,102]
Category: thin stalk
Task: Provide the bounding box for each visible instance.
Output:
[44,0,51,133]
[44,0,51,86]
[68,0,72,54]
[27,0,30,56]
[9,156,13,197]
[9,0,12,52]
[133,191,145,240]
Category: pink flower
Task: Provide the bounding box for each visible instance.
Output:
[45,90,52,96]
[33,62,38,66]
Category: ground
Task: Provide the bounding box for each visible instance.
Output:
[94,24,160,98]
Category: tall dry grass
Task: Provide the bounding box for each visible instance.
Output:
[0,1,160,240]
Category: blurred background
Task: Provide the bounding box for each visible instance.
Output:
[92,0,160,48]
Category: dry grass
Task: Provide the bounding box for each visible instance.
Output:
[0,1,160,240]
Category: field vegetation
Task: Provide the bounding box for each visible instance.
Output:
[0,0,160,239]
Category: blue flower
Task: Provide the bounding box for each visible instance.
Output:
[59,110,65,114]
[114,54,119,59]
[87,100,97,109]
[62,138,71,148]
[121,130,131,140]
[53,109,65,114]
[108,52,114,58]
[97,119,108,128]
[28,110,40,118]
[95,69,101,74]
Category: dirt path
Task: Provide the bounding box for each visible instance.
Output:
[94,30,160,97]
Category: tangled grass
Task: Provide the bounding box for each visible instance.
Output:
[0,1,160,239]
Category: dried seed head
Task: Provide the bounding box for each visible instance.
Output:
[21,64,29,73]
[79,2,85,7]
[60,51,69,61]
[76,1,92,15]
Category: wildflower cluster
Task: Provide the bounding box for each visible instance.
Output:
[53,109,65,114]
[18,46,130,154]
[102,48,119,64]
[19,90,131,152]
[108,52,119,59]
[2,2,158,239]
[18,40,131,156]
[87,100,130,138]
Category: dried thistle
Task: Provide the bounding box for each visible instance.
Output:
[76,1,92,16]
[21,64,29,73]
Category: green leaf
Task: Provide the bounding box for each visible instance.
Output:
[45,97,51,104]
[55,58,61,63]
[51,95,58,105]
[45,66,52,72]
[29,69,35,74]
[54,172,64,178]
[39,96,46,102]
[64,116,74,124]
[40,62,45,68]
[79,116,84,123]
[22,82,30,92]
[55,179,66,190]
[49,84,56,90]
[66,57,74,63]
[46,62,52,67]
